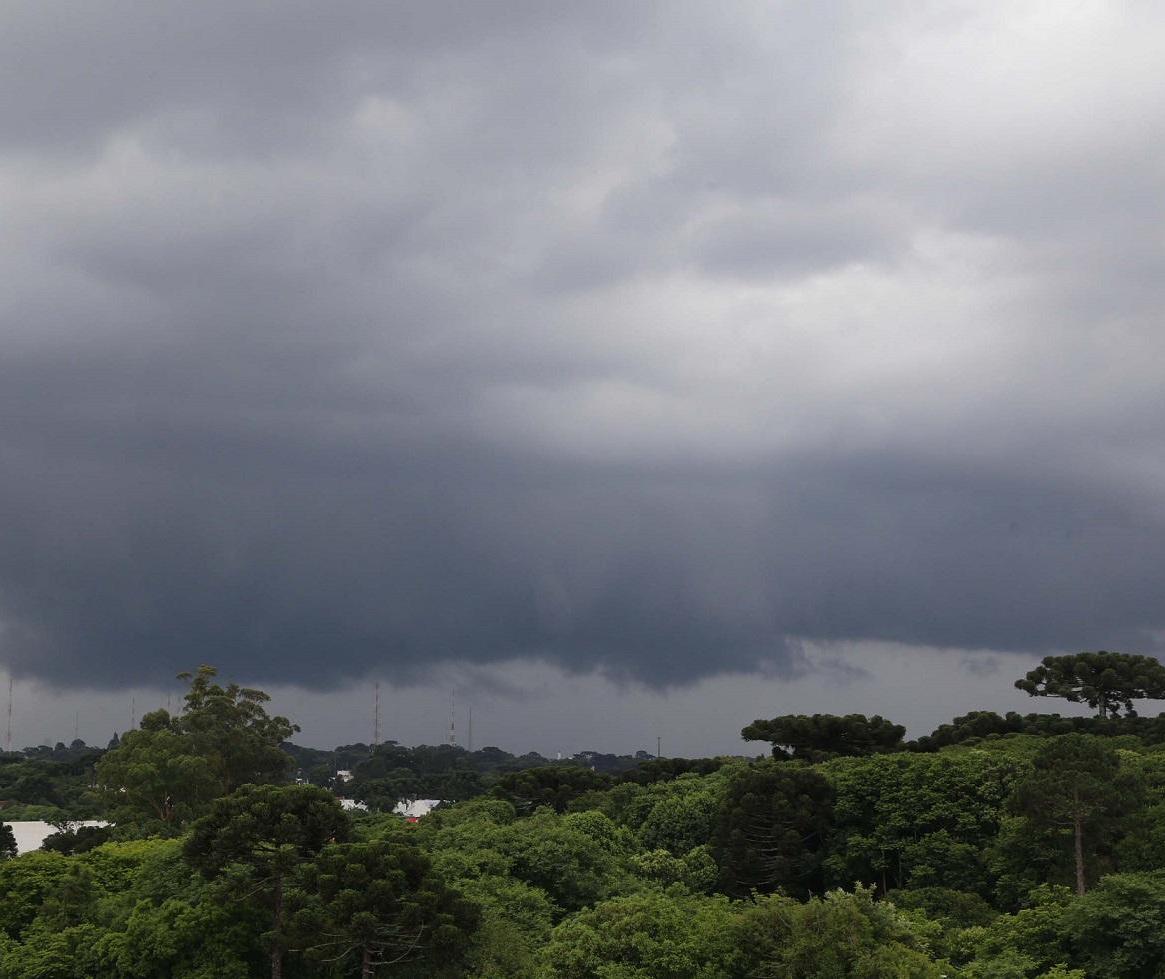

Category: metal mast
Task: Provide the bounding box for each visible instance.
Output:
[467,706,473,753]
[372,681,381,749]
[5,678,12,752]
[448,689,457,747]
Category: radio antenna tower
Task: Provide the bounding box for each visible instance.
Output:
[448,689,457,747]
[467,706,473,753]
[372,681,381,750]
[5,678,12,752]
[130,695,136,731]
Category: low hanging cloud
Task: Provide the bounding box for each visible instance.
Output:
[2,1,1165,689]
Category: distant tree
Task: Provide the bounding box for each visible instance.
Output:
[713,761,833,898]
[741,713,906,761]
[185,783,351,979]
[0,822,15,860]
[914,711,1024,750]
[1015,652,1165,718]
[1009,734,1143,895]
[492,765,611,814]
[289,841,479,978]
[621,757,729,786]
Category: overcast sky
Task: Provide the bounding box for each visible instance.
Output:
[2,2,1163,752]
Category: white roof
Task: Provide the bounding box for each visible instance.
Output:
[5,821,109,855]
[392,799,443,819]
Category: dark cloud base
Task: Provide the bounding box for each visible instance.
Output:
[3,2,1165,689]
[2,437,1161,689]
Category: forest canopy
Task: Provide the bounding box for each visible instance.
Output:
[2,653,1165,977]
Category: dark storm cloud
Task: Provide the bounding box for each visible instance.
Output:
[3,2,1165,689]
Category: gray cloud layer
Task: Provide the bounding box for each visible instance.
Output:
[2,2,1165,689]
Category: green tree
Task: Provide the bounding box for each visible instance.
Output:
[93,711,220,834]
[1015,652,1165,718]
[0,821,15,859]
[0,851,73,940]
[418,804,631,914]
[537,888,742,979]
[493,765,612,814]
[1009,734,1143,894]
[455,875,555,978]
[634,776,724,856]
[1063,871,1165,978]
[629,846,719,892]
[289,841,478,978]
[94,667,298,834]
[178,665,298,794]
[959,884,1079,978]
[712,760,833,898]
[0,838,267,977]
[741,713,906,761]
[821,750,1024,896]
[735,886,945,978]
[184,783,351,979]
[40,824,113,855]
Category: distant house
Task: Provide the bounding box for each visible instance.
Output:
[393,799,443,821]
[337,798,368,811]
[334,770,354,783]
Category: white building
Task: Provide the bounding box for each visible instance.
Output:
[393,799,443,820]
[5,821,108,855]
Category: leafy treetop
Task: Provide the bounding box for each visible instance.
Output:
[179,665,299,793]
[1015,652,1165,718]
[740,713,906,761]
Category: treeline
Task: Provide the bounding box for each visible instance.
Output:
[9,709,1165,823]
[4,652,1165,975]
[0,741,104,820]
[285,741,660,810]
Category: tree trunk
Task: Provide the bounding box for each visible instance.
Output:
[362,945,374,979]
[271,875,284,979]
[1074,814,1086,896]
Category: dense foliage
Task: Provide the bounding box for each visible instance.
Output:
[4,657,1165,976]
